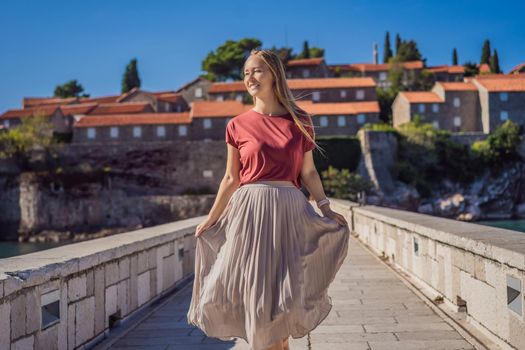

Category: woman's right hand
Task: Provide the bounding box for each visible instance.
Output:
[195,218,218,238]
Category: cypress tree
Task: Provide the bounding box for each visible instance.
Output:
[121,58,141,93]
[302,40,310,59]
[395,33,402,54]
[383,31,393,63]
[480,39,491,65]
[490,49,501,73]
[452,48,458,65]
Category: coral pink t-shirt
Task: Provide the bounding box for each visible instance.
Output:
[225,109,316,189]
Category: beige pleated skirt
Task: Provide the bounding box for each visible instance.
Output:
[187,180,349,350]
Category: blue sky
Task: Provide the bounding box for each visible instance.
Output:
[1,0,524,112]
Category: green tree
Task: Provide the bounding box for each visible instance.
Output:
[395,33,402,54]
[301,40,310,59]
[463,61,479,77]
[308,47,325,58]
[121,58,141,93]
[480,39,491,64]
[396,40,423,62]
[0,114,55,158]
[320,166,372,201]
[383,31,393,63]
[201,38,262,81]
[270,46,294,64]
[54,80,89,98]
[452,48,458,65]
[490,49,501,73]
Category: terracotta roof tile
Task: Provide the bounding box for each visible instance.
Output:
[23,97,78,108]
[60,103,98,115]
[474,76,525,92]
[1,106,61,119]
[436,82,477,91]
[287,58,325,67]
[335,60,424,73]
[426,65,465,74]
[297,101,380,115]
[75,113,191,128]
[89,102,153,115]
[509,62,525,74]
[208,77,376,94]
[399,92,444,103]
[191,100,251,118]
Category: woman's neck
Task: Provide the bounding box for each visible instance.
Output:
[253,96,287,116]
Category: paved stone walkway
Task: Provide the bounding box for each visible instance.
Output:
[108,235,475,350]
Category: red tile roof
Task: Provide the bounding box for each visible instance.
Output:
[78,95,120,104]
[297,101,380,115]
[474,76,525,92]
[478,63,491,73]
[336,60,424,73]
[89,102,153,115]
[191,100,251,118]
[23,97,78,108]
[435,82,477,91]
[1,106,61,119]
[287,58,325,67]
[60,103,98,115]
[154,93,184,103]
[208,77,376,93]
[75,113,191,128]
[426,65,465,74]
[399,92,444,103]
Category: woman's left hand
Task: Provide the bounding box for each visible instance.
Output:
[320,206,348,227]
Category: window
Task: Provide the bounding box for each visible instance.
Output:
[203,118,212,129]
[87,128,96,139]
[454,116,461,127]
[356,90,365,100]
[337,116,346,127]
[453,97,461,107]
[195,87,203,98]
[303,69,310,78]
[178,125,187,136]
[176,105,182,112]
[379,72,387,81]
[157,126,166,137]
[319,116,328,127]
[133,126,142,138]
[3,120,10,128]
[216,95,224,102]
[432,121,440,129]
[164,103,170,112]
[340,90,347,98]
[110,127,119,138]
[432,104,439,113]
[418,104,426,113]
[235,94,243,102]
[312,91,320,101]
[357,114,365,124]
[500,92,508,102]
[500,111,509,121]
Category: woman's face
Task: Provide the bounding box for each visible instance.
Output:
[243,55,275,99]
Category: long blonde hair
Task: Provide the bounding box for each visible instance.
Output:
[245,49,321,152]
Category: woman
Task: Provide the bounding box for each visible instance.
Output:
[187,49,349,350]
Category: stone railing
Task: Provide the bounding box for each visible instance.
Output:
[0,217,201,349]
[334,201,525,349]
[2,200,524,349]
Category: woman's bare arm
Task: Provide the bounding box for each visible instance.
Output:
[300,150,347,227]
[195,144,241,237]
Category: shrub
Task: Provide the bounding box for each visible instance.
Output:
[321,166,372,201]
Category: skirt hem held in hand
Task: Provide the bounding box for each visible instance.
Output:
[187,180,349,350]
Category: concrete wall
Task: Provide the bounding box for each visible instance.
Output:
[332,202,525,349]
[0,217,201,349]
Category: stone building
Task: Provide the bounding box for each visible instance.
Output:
[392,75,525,133]
[189,100,250,140]
[208,77,377,104]
[472,75,525,133]
[116,88,189,113]
[426,65,465,82]
[73,113,191,143]
[175,77,212,103]
[285,57,331,79]
[329,61,424,88]
[0,105,72,134]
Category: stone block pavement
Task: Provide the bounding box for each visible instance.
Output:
[106,235,477,350]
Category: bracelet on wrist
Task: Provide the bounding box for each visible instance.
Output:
[316,198,330,209]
